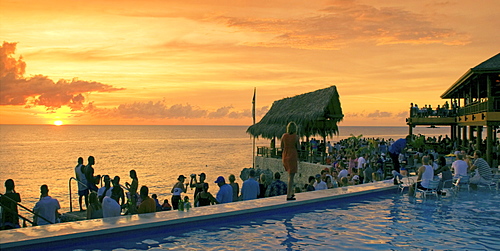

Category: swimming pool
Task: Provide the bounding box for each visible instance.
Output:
[11,187,499,251]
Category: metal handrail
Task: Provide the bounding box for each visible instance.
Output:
[68,177,88,213]
[0,200,34,227]
[0,193,54,226]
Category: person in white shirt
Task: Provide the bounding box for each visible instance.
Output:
[74,157,88,211]
[452,153,469,179]
[338,167,348,181]
[98,175,113,202]
[356,154,367,174]
[313,174,328,190]
[102,196,121,218]
[33,185,60,225]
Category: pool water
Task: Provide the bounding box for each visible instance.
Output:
[45,190,500,250]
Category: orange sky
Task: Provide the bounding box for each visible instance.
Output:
[1,0,499,126]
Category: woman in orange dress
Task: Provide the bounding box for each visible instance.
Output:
[281,122,300,200]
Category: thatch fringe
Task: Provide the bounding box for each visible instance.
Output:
[247,85,344,139]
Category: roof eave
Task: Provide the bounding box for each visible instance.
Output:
[440,69,473,99]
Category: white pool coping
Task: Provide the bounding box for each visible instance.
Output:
[0,180,397,249]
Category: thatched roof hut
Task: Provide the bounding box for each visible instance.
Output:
[247,86,343,139]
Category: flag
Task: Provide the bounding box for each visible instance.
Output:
[252,87,256,125]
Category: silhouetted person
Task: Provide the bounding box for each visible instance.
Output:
[74,157,88,211]
[85,156,98,192]
[125,170,139,214]
[138,186,156,214]
[98,175,113,203]
[111,176,125,207]
[1,179,21,229]
[228,174,240,202]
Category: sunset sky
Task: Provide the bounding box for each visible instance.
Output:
[1,0,499,126]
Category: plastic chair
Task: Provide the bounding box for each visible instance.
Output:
[415,180,440,199]
[453,176,470,193]
[440,179,454,196]
[398,176,414,194]
[477,179,498,192]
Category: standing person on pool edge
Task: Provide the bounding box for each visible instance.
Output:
[171,175,188,210]
[388,135,411,184]
[281,121,300,201]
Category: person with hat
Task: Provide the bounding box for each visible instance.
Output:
[351,175,360,185]
[214,176,233,204]
[171,175,188,210]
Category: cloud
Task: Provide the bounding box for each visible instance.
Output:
[208,106,232,118]
[84,100,268,120]
[0,42,124,111]
[367,110,393,118]
[215,0,469,50]
[395,111,408,118]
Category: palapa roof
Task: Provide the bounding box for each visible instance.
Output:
[247,86,343,139]
[441,53,500,99]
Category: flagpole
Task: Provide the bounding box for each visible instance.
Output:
[252,87,256,169]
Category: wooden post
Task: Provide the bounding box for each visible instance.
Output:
[462,126,467,147]
[469,126,474,144]
[486,125,493,166]
[476,126,482,149]
[451,125,456,141]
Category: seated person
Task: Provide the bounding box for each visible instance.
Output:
[325,175,335,189]
[337,165,349,184]
[340,177,349,187]
[138,186,156,214]
[194,183,218,207]
[161,199,172,211]
[469,150,493,186]
[305,176,315,191]
[152,194,162,212]
[436,165,453,190]
[409,156,440,195]
[313,174,327,190]
[350,175,360,185]
[452,153,469,179]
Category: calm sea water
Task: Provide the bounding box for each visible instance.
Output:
[0,125,450,212]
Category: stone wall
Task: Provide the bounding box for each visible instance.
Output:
[254,156,331,188]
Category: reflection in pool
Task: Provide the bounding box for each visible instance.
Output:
[65,190,500,251]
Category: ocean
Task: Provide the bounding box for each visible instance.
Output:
[0,125,450,213]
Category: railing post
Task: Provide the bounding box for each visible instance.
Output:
[69,178,73,212]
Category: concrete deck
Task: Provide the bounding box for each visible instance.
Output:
[0,180,397,249]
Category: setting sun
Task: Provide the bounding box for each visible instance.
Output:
[53,120,63,126]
